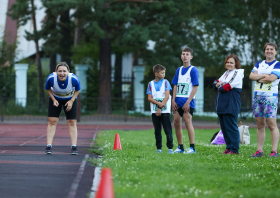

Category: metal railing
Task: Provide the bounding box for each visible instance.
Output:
[0,97,150,123]
[0,97,270,123]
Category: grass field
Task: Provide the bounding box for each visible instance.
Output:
[92,127,280,198]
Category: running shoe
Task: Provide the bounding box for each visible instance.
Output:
[269,150,279,157]
[228,151,239,155]
[184,147,196,154]
[250,150,264,158]
[222,149,230,154]
[71,146,78,155]
[156,149,162,153]
[174,146,185,153]
[168,149,174,154]
[45,146,52,154]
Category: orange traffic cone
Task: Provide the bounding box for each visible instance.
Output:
[95,168,115,198]
[113,133,122,150]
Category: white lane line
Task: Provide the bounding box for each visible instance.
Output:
[89,164,101,198]
[19,134,46,146]
[89,125,101,198]
[67,154,89,198]
[90,125,99,146]
[0,150,7,153]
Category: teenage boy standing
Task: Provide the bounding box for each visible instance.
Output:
[171,47,199,154]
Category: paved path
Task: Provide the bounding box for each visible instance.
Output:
[0,124,100,198]
[0,123,162,198]
[0,121,255,198]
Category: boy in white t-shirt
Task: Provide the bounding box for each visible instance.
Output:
[146,64,174,154]
[171,47,199,154]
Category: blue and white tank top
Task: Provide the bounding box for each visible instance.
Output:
[176,66,195,98]
[45,72,81,100]
[150,80,171,114]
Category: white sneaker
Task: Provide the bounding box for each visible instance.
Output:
[174,146,185,153]
[168,149,174,154]
[184,147,196,154]
[156,149,162,153]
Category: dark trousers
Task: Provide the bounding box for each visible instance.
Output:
[218,114,240,153]
[152,113,173,149]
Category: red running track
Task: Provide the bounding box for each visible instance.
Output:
[0,123,219,198]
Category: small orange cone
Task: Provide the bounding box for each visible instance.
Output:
[95,168,115,198]
[113,133,122,150]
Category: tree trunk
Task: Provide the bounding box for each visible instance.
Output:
[244,0,257,66]
[74,14,82,122]
[74,17,82,46]
[49,14,57,73]
[114,52,123,98]
[268,1,274,42]
[49,54,56,73]
[31,0,44,100]
[98,37,112,114]
[60,10,71,70]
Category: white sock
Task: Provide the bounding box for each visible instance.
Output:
[72,145,76,147]
[47,144,52,147]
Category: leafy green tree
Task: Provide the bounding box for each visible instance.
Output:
[40,0,81,71]
[84,0,134,114]
[85,0,192,113]
[241,0,280,65]
[0,38,16,98]
[8,0,45,99]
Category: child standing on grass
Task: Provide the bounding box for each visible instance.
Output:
[147,64,174,154]
[172,47,199,154]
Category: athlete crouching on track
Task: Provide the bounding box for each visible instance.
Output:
[44,62,81,155]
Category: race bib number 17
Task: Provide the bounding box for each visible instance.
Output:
[177,83,189,96]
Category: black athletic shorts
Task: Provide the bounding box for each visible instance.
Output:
[48,98,77,120]
[176,107,194,117]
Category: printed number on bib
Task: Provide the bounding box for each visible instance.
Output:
[255,82,272,91]
[177,83,189,96]
[153,98,166,111]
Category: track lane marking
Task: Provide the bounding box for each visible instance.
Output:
[0,160,81,165]
[19,134,46,146]
[89,126,100,198]
[67,154,89,198]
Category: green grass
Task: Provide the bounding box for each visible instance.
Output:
[92,128,280,198]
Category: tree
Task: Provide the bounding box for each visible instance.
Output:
[84,0,134,114]
[40,0,58,72]
[241,0,280,65]
[0,37,16,98]
[40,0,79,71]
[8,0,45,99]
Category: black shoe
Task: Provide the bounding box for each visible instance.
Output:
[45,146,52,154]
[71,146,78,155]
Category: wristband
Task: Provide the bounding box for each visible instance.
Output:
[158,106,162,109]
